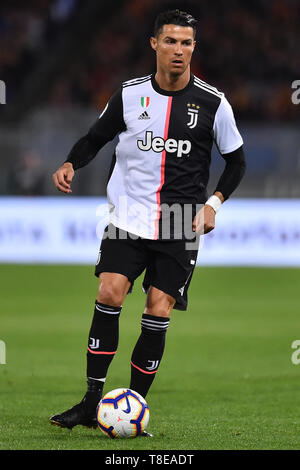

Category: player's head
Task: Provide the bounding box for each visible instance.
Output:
[153,9,197,39]
[150,9,197,76]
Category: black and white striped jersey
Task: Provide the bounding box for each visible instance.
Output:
[71,73,243,239]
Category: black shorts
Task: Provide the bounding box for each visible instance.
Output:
[94,225,199,311]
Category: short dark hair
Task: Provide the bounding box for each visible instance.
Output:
[154,9,197,38]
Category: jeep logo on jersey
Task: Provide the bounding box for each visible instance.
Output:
[137,131,191,157]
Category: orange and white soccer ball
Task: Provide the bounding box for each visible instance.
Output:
[96,388,150,438]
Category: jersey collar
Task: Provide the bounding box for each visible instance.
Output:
[151,73,194,96]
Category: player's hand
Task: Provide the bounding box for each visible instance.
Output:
[52,162,74,194]
[192,205,216,234]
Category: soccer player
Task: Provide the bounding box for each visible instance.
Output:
[50,9,246,432]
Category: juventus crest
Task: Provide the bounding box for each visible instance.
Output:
[89,337,100,349]
[146,360,159,371]
[187,103,199,129]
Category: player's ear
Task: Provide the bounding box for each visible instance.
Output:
[150,36,157,52]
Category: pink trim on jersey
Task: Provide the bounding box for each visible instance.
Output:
[87,347,117,355]
[131,361,157,374]
[154,96,173,239]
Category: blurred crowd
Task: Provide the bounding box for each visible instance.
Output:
[0,0,77,103]
[0,0,299,121]
[49,0,300,121]
[0,0,299,197]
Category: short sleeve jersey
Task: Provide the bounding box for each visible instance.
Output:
[88,73,243,239]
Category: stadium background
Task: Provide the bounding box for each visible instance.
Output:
[0,0,299,451]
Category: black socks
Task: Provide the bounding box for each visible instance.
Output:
[84,303,170,407]
[84,301,122,408]
[130,314,170,398]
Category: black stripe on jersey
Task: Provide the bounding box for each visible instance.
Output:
[122,75,152,88]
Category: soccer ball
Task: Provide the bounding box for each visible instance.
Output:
[96,388,150,438]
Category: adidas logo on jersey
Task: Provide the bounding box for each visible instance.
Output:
[138,111,150,120]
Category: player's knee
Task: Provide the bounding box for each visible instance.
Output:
[145,306,171,318]
[97,282,124,307]
[145,289,175,318]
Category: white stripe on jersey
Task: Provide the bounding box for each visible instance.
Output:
[194,76,224,97]
[194,79,224,98]
[123,78,151,89]
[194,81,224,99]
[123,74,152,85]
[123,75,152,88]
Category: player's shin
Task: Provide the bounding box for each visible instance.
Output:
[130,314,170,398]
[85,301,122,409]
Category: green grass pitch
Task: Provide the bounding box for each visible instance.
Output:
[0,264,299,450]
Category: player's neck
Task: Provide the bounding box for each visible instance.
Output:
[154,67,191,92]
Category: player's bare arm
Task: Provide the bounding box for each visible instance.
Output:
[52,162,74,194]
